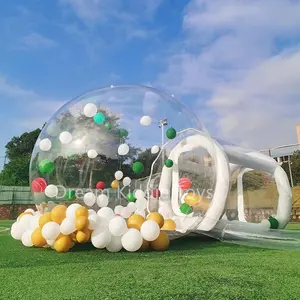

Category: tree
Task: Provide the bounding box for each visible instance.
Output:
[1,128,41,186]
[282,150,300,186]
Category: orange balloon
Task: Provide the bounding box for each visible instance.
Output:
[76,227,90,243]
[75,216,88,231]
[139,239,150,251]
[54,235,72,253]
[162,219,176,231]
[70,232,77,242]
[75,206,88,218]
[127,214,145,230]
[51,205,67,224]
[31,228,47,247]
[39,212,52,228]
[151,231,170,251]
[147,212,164,228]
[111,180,119,189]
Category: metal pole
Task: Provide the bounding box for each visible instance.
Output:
[288,155,294,187]
[161,123,164,166]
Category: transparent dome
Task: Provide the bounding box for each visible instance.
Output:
[29,85,217,232]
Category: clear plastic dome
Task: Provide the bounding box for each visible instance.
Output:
[29,85,217,233]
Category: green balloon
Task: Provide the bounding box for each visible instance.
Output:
[132,161,144,174]
[166,127,177,139]
[126,192,136,202]
[93,112,106,125]
[165,159,174,168]
[268,216,279,229]
[180,203,192,215]
[119,128,129,138]
[66,189,76,200]
[39,159,55,174]
[104,122,112,130]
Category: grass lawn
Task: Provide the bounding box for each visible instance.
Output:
[1,221,300,300]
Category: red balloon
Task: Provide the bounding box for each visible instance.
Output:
[96,181,106,190]
[179,177,192,190]
[31,178,47,193]
[152,188,161,199]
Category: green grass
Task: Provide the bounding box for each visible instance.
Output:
[1,221,300,300]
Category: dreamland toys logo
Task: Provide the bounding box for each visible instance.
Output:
[53,183,214,206]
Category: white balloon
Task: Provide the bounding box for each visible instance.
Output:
[24,208,35,214]
[134,189,145,199]
[106,235,123,252]
[118,144,129,156]
[140,220,160,241]
[140,115,152,126]
[88,209,97,217]
[47,239,55,247]
[151,145,160,154]
[261,219,271,230]
[83,103,98,117]
[120,207,132,219]
[29,215,40,230]
[42,221,60,240]
[121,229,143,252]
[84,192,96,207]
[91,228,111,249]
[88,214,100,230]
[22,230,34,247]
[87,149,98,159]
[60,218,76,235]
[18,214,32,230]
[11,222,24,240]
[39,138,52,151]
[59,131,72,144]
[135,209,146,218]
[109,216,128,236]
[97,207,114,221]
[45,185,58,198]
[97,194,109,207]
[114,170,123,180]
[114,205,123,215]
[127,202,137,213]
[66,203,81,221]
[123,177,131,186]
[136,197,147,210]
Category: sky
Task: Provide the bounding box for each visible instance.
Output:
[1,0,300,165]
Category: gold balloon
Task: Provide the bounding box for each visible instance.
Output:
[111,180,119,189]
[184,193,200,206]
[162,219,176,231]
[151,231,170,251]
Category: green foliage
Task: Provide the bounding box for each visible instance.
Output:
[282,150,300,186]
[231,171,265,191]
[1,128,41,186]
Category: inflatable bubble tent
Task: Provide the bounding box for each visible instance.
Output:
[23,85,299,251]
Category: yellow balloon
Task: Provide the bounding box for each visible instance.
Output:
[127,214,145,231]
[75,206,89,218]
[184,193,201,206]
[39,212,52,228]
[151,231,170,251]
[75,216,88,231]
[51,205,67,225]
[54,235,72,253]
[111,180,119,189]
[162,219,176,231]
[31,228,47,247]
[147,212,164,228]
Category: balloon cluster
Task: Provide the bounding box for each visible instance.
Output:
[11,204,176,253]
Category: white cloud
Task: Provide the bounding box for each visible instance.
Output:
[156,0,300,149]
[0,75,65,130]
[20,32,57,50]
